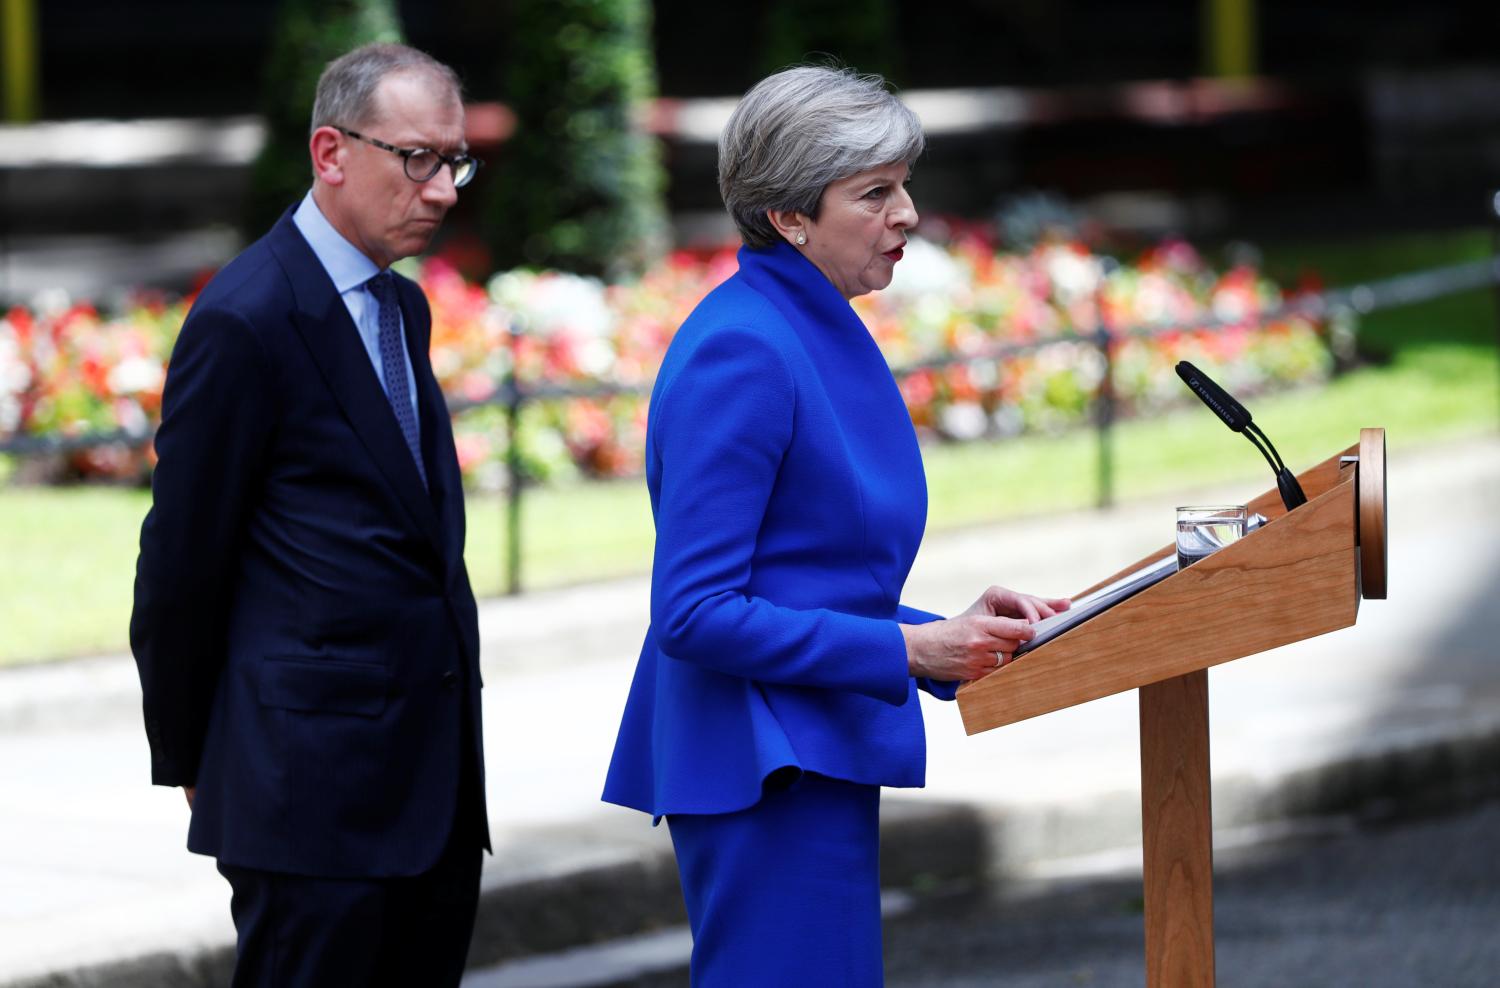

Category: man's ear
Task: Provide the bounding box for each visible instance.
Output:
[309,126,347,186]
[766,209,808,247]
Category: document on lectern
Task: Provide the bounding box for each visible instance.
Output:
[1015,513,1268,656]
[1015,555,1177,656]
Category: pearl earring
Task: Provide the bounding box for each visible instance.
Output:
[795,232,806,245]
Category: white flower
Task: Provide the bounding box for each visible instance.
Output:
[1040,246,1101,302]
[990,404,1024,437]
[885,236,963,301]
[488,270,614,340]
[0,331,21,435]
[0,333,31,397]
[939,401,988,441]
[1211,291,1249,323]
[0,328,33,434]
[576,338,617,377]
[486,269,536,310]
[1133,274,1176,325]
[106,356,165,396]
[967,360,998,389]
[116,400,149,435]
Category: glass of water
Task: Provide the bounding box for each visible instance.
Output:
[1176,504,1248,569]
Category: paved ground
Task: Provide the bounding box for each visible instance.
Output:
[2,431,1498,986]
[881,797,1500,988]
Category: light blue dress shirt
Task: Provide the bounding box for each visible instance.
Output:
[291,191,420,427]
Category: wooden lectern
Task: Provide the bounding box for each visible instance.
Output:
[957,428,1388,987]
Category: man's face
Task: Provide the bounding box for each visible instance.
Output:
[334,71,465,269]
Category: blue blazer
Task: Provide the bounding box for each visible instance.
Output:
[131,211,487,878]
[603,242,957,819]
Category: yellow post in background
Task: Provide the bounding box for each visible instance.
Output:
[1204,0,1256,80]
[2,0,39,122]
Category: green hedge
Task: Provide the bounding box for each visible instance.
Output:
[484,0,668,278]
[245,0,403,236]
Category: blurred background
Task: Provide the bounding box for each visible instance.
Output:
[3,0,1497,653]
[1,1,1498,985]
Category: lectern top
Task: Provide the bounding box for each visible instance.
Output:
[956,429,1387,736]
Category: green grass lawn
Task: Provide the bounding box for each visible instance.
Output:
[0,485,154,664]
[3,230,1496,665]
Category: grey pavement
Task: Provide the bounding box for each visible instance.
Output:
[2,431,1498,986]
[881,797,1500,987]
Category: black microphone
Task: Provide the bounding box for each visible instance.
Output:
[1175,361,1307,512]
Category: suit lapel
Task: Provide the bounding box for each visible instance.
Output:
[265,215,446,556]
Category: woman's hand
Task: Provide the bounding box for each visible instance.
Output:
[902,585,1073,682]
[901,613,1036,682]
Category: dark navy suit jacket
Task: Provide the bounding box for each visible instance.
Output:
[131,210,486,878]
[603,242,957,820]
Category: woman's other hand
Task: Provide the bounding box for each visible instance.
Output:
[962,584,1071,624]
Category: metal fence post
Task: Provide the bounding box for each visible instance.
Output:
[1489,190,1500,424]
[1,165,10,304]
[504,319,524,596]
[1095,325,1115,510]
[1094,272,1116,510]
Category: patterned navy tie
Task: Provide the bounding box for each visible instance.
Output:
[366,272,428,489]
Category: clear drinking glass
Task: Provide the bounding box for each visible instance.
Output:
[1176,504,1248,569]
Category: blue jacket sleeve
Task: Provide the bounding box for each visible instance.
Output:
[648,328,912,706]
[131,304,275,785]
[898,604,943,624]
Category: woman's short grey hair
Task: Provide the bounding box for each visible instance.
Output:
[718,66,925,249]
[310,43,463,134]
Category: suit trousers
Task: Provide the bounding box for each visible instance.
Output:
[216,730,484,988]
[667,773,884,987]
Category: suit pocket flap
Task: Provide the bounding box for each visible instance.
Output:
[259,656,390,717]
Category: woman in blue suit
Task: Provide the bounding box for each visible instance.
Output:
[603,65,1069,985]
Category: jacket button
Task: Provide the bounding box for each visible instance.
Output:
[441,670,458,690]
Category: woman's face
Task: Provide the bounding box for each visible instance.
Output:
[794,161,919,300]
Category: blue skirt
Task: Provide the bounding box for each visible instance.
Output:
[667,774,884,986]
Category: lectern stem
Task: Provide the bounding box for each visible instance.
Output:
[1139,669,1216,987]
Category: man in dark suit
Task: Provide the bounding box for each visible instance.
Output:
[131,43,488,987]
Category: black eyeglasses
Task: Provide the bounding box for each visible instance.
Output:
[334,126,483,188]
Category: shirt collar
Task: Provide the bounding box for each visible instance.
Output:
[291,190,381,294]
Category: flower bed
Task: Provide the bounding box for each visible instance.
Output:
[0,232,1333,486]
